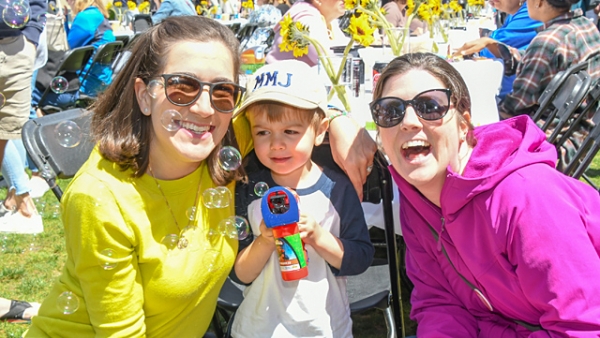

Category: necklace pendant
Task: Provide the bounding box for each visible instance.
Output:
[177,237,189,250]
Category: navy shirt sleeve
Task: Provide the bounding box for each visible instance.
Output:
[325,167,374,277]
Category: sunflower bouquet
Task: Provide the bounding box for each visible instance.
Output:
[196,0,211,16]
[278,14,360,111]
[138,0,151,14]
[343,0,407,56]
[241,0,254,16]
[467,0,485,17]
[107,1,125,22]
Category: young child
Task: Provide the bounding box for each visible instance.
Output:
[230,60,375,337]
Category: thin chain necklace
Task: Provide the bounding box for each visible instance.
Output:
[148,165,203,250]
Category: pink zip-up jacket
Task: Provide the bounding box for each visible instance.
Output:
[391,115,600,337]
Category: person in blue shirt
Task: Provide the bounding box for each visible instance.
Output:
[454,0,541,99]
[32,0,115,113]
[151,0,196,24]
[65,0,116,96]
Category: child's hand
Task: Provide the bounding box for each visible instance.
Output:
[259,220,274,242]
[298,213,323,246]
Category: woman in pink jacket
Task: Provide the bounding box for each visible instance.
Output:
[370,52,600,337]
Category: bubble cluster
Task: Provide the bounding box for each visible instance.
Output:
[254,182,269,197]
[218,146,241,171]
[50,76,68,94]
[218,215,250,240]
[160,109,182,132]
[98,248,117,270]
[57,291,79,315]
[54,120,82,148]
[2,0,30,29]
[202,187,231,209]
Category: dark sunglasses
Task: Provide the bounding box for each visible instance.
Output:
[154,74,245,113]
[370,89,452,128]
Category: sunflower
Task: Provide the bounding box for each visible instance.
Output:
[114,1,122,7]
[138,0,150,13]
[344,0,357,10]
[278,15,311,57]
[127,0,136,10]
[241,0,254,9]
[406,0,415,16]
[428,0,442,17]
[348,13,376,47]
[417,3,432,25]
[449,0,462,12]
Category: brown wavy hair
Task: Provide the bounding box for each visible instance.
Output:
[90,16,244,185]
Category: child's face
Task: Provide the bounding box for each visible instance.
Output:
[249,110,328,184]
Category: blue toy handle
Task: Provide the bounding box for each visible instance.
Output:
[260,186,300,228]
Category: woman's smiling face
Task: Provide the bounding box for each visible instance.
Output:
[378,69,469,197]
[135,40,236,179]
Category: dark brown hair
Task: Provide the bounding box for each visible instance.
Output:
[373,52,476,146]
[90,16,243,185]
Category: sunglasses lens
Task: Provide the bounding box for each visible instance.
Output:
[211,83,243,113]
[371,98,405,128]
[165,75,200,105]
[414,91,449,120]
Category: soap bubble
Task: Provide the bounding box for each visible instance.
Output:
[180,225,202,252]
[218,217,237,238]
[160,109,182,132]
[49,203,60,219]
[186,206,196,221]
[254,182,269,197]
[214,187,231,208]
[56,291,79,315]
[2,0,30,29]
[50,76,68,94]
[98,248,117,270]
[203,249,223,273]
[146,79,162,98]
[161,234,179,251]
[54,120,81,148]
[0,93,5,108]
[218,216,250,240]
[233,216,250,240]
[218,146,241,171]
[177,236,188,250]
[202,188,218,209]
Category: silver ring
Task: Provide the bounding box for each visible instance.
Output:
[366,164,373,174]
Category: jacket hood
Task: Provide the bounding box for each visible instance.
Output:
[391,115,558,215]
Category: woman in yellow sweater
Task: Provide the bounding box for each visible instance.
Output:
[26,15,247,337]
[25,15,375,337]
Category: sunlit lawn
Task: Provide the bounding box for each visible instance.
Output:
[1,153,599,338]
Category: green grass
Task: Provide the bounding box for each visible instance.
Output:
[2,154,600,338]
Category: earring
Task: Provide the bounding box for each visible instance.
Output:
[144,107,149,113]
[518,0,523,5]
[460,134,466,141]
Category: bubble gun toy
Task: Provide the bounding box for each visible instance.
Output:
[261,186,308,281]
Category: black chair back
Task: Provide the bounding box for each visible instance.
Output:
[21,108,95,201]
[133,14,153,34]
[35,46,95,113]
